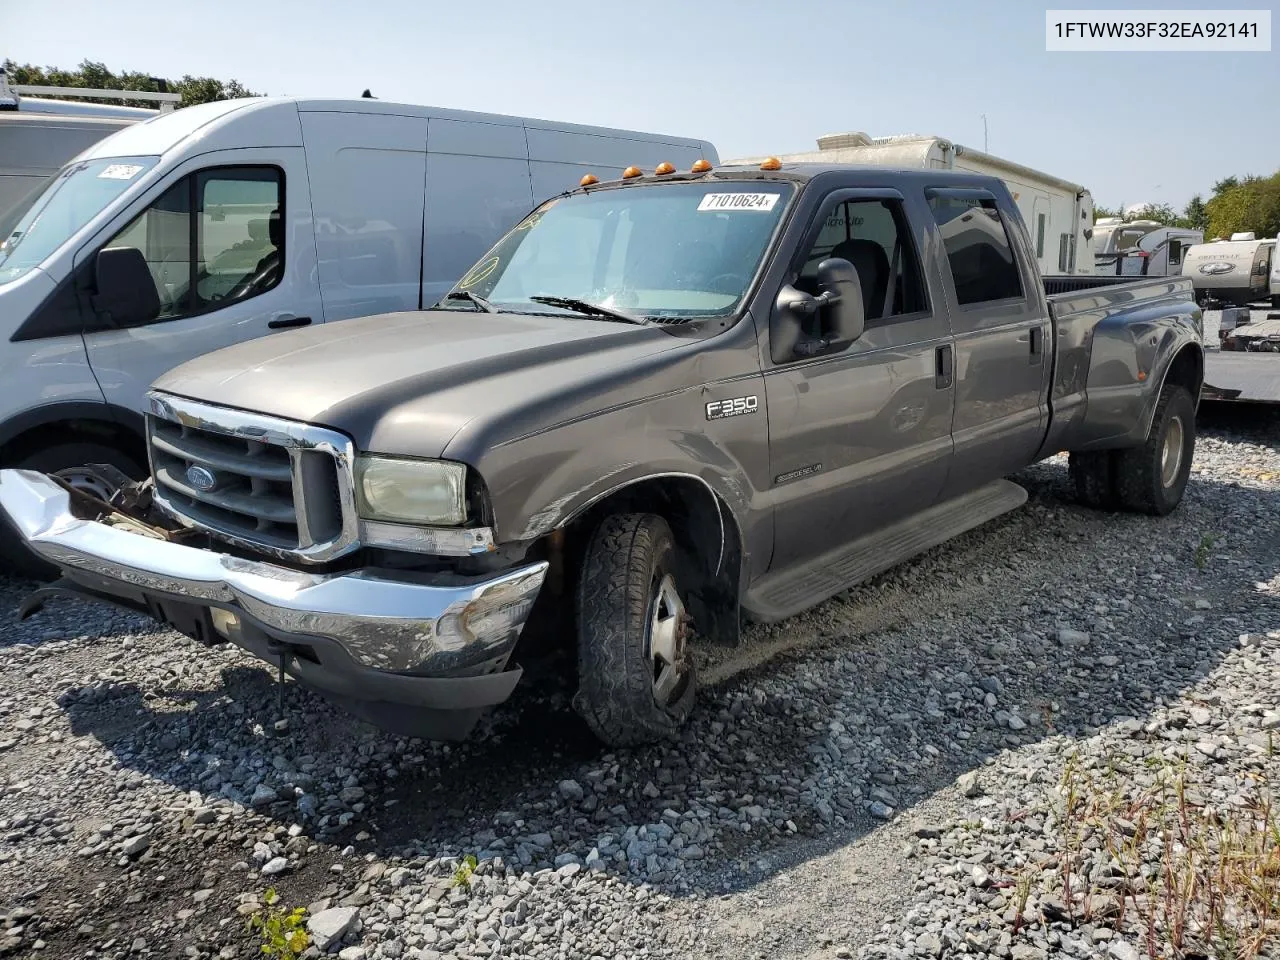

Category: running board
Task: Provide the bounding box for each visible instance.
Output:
[743,479,1028,623]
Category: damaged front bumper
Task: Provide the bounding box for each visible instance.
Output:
[0,469,548,740]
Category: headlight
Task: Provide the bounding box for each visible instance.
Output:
[354,456,468,526]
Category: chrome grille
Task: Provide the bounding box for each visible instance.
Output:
[145,392,360,563]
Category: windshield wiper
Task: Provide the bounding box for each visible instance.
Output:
[528,295,652,326]
[443,290,498,313]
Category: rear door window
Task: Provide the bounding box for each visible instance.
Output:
[928,194,1024,304]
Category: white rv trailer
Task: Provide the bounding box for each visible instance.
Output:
[0,69,179,222]
[728,132,1095,276]
[1092,218,1203,277]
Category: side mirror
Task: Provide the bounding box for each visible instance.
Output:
[771,257,866,362]
[92,247,161,328]
[816,257,866,345]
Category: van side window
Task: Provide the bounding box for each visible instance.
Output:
[928,195,1023,303]
[797,198,927,322]
[103,166,284,322]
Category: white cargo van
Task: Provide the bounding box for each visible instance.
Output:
[0,96,716,515]
[728,132,1095,276]
[0,69,178,222]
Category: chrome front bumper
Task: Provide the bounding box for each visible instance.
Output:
[0,470,548,736]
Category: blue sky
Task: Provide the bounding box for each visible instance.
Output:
[7,0,1276,211]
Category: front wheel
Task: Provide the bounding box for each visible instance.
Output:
[574,513,696,747]
[1113,384,1196,515]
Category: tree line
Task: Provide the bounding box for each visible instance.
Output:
[2,58,261,110]
[1095,172,1280,241]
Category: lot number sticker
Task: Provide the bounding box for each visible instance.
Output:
[698,193,779,213]
[97,164,146,181]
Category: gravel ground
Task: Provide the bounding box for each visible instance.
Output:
[1,404,1278,960]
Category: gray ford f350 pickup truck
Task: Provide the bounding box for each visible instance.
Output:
[0,159,1204,748]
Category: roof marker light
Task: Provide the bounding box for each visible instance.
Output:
[759,157,782,171]
[655,161,675,175]
[621,166,642,179]
[691,159,713,172]
[580,174,599,186]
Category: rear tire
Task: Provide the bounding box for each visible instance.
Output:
[1068,450,1119,510]
[1114,384,1196,516]
[0,442,145,580]
[574,513,696,747]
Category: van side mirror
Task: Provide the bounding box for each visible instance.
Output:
[93,247,161,328]
[771,257,866,362]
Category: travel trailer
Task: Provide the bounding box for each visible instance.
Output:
[1093,219,1203,277]
[0,69,179,221]
[1181,236,1276,306]
[0,94,717,546]
[728,132,1095,276]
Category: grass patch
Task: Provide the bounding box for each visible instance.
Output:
[1049,750,1280,958]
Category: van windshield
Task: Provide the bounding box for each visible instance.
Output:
[0,156,159,286]
[440,180,794,321]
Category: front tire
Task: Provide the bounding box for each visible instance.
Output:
[574,513,696,747]
[1114,384,1196,515]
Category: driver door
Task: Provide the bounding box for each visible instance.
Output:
[77,147,321,414]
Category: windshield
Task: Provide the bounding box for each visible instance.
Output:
[0,156,159,286]
[440,180,794,321]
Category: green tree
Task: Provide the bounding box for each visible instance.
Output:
[1182,195,1208,232]
[1211,176,1239,197]
[1125,202,1180,226]
[1094,204,1121,221]
[2,58,261,109]
[1205,172,1280,240]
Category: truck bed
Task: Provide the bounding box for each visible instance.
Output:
[1044,274,1198,331]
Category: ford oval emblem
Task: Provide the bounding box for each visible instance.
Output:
[186,464,217,492]
[1199,261,1235,275]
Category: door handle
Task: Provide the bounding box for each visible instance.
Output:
[268,315,312,330]
[935,344,954,389]
[1029,326,1044,364]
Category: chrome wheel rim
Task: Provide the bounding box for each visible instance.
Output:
[53,467,120,502]
[646,573,690,705]
[1161,416,1185,488]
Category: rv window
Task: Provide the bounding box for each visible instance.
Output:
[1168,239,1182,265]
[796,198,928,321]
[101,166,284,323]
[1059,234,1071,273]
[928,195,1023,305]
[1036,214,1046,259]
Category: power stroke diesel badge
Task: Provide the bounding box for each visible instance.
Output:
[706,395,759,421]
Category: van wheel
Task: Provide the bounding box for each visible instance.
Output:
[0,443,145,580]
[1068,450,1118,510]
[1114,384,1196,516]
[574,513,696,747]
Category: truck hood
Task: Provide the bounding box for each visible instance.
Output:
[153,310,684,456]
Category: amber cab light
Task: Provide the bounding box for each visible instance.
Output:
[759,157,782,171]
[621,166,642,179]
[691,158,713,172]
[580,174,599,186]
[654,161,675,175]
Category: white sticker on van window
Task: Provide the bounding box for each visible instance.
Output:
[698,193,779,213]
[97,164,146,181]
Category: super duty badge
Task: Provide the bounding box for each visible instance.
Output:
[706,395,759,421]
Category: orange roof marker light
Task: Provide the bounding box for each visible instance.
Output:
[621,166,643,179]
[691,158,713,172]
[759,157,783,171]
[580,173,599,186]
[654,161,675,175]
